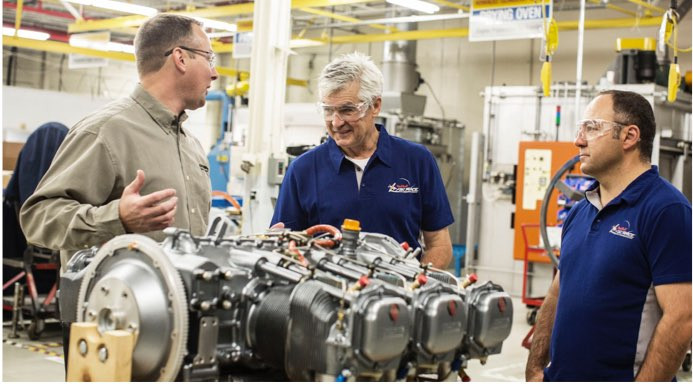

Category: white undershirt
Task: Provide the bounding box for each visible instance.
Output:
[345,156,370,191]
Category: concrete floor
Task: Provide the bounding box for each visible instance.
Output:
[3,321,65,382]
[2,298,691,382]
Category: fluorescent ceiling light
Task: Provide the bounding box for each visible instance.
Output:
[69,35,134,54]
[367,12,468,24]
[290,38,324,48]
[65,0,157,16]
[386,0,440,14]
[193,17,237,32]
[64,1,236,32]
[3,27,50,40]
[107,42,135,53]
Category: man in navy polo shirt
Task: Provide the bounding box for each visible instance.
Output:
[271,52,454,269]
[525,90,692,381]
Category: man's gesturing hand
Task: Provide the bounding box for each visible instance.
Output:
[119,170,178,233]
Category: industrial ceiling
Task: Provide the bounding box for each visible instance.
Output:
[2,0,690,79]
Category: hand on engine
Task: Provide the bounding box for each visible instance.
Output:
[119,170,177,233]
[270,222,285,230]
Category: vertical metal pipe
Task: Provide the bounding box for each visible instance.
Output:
[451,124,466,244]
[534,94,543,140]
[40,51,47,89]
[575,0,586,117]
[10,283,24,338]
[6,47,17,86]
[464,132,485,273]
[382,21,418,94]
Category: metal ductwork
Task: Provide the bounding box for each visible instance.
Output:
[381,21,426,115]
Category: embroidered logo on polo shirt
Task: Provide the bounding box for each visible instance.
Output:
[388,178,419,193]
[609,220,636,239]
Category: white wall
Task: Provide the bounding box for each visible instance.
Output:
[2,50,138,97]
[2,86,114,141]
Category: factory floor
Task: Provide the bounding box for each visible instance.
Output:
[2,298,691,382]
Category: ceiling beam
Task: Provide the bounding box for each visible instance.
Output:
[285,15,664,44]
[3,1,79,19]
[557,15,661,29]
[3,35,135,61]
[587,0,638,17]
[327,27,470,43]
[625,0,666,14]
[68,0,373,33]
[298,7,398,32]
[431,0,469,12]
[68,15,145,33]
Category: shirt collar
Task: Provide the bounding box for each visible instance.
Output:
[584,165,658,210]
[327,124,392,173]
[131,84,189,136]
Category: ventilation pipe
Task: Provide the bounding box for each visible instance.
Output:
[381,20,426,115]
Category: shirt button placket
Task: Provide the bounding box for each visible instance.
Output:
[591,218,601,231]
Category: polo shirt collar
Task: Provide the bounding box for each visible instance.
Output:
[327,124,392,172]
[131,84,189,136]
[584,166,659,210]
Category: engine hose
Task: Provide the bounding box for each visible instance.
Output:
[288,240,307,266]
[539,155,580,266]
[305,224,342,248]
[211,190,242,211]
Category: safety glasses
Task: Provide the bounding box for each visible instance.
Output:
[575,119,628,141]
[164,46,216,68]
[317,101,370,122]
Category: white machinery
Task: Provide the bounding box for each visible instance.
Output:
[466,83,692,297]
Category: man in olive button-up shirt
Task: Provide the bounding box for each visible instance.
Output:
[20,14,218,270]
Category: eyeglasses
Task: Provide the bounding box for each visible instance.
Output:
[164,46,216,68]
[575,119,629,141]
[318,101,370,122]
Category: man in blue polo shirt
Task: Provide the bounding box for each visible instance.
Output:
[271,52,454,269]
[525,90,692,381]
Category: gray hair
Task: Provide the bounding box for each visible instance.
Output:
[134,14,203,76]
[318,51,383,104]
